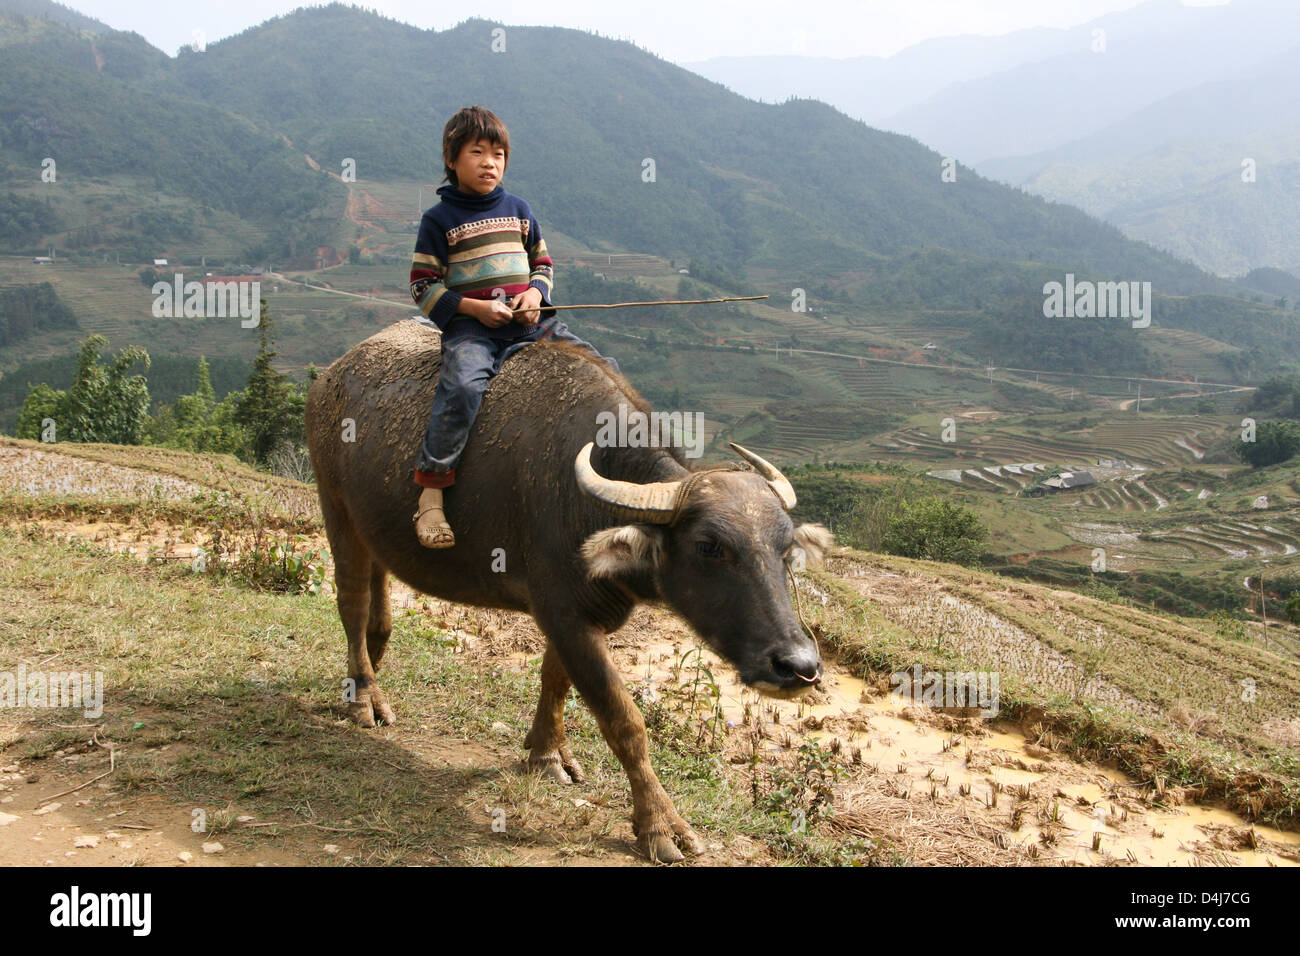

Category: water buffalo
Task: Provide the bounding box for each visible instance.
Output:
[304,319,833,862]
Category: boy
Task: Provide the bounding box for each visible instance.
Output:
[409,105,617,548]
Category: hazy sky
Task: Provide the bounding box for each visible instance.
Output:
[68,0,1231,61]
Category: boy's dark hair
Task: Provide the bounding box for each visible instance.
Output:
[442,106,510,188]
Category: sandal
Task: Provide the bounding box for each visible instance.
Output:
[414,505,455,549]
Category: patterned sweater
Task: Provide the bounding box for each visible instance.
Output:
[409,184,556,338]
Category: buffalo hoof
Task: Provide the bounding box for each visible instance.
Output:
[637,818,705,864]
[347,685,397,727]
[372,692,397,726]
[526,745,586,784]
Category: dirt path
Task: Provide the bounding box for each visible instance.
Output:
[0,764,303,867]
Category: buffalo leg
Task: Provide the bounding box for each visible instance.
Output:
[320,492,395,727]
[537,605,703,863]
[362,562,397,723]
[523,643,585,784]
[367,563,394,673]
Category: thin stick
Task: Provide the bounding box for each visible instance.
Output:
[41,769,114,802]
[512,294,768,314]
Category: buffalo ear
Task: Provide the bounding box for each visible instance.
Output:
[581,525,665,581]
[792,523,834,568]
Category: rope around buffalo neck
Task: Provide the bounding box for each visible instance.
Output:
[787,564,821,677]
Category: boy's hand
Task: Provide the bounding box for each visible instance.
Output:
[473,297,515,328]
[509,288,543,325]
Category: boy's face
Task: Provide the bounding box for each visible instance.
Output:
[451,137,506,194]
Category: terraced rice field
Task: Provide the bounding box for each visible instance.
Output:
[1139,517,1300,560]
[743,419,865,460]
[832,363,939,405]
[0,260,147,354]
[1074,479,1168,512]
[1148,327,1244,355]
[1058,513,1300,565]
[707,396,769,420]
[1144,327,1246,381]
[925,467,1191,510]
[566,253,673,277]
[881,416,1222,469]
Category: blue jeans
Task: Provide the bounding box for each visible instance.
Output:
[412,317,619,484]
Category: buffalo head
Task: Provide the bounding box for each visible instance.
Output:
[577,441,833,695]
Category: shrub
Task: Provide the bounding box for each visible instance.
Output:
[1236,420,1300,468]
[880,497,988,566]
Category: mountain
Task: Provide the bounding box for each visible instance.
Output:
[1241,267,1300,301]
[2,1,1300,474]
[682,0,1300,164]
[0,11,337,257]
[976,45,1300,276]
[0,3,1230,293]
[0,0,106,33]
[7,0,1300,402]
[877,0,1300,166]
[679,0,1260,129]
[679,24,1086,125]
[680,1,1300,277]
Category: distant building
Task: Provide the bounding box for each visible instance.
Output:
[923,342,938,350]
[1041,470,1096,492]
[678,268,690,274]
[1097,458,1130,468]
[153,258,168,266]
[32,256,53,265]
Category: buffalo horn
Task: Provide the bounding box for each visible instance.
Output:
[574,441,683,524]
[728,442,797,510]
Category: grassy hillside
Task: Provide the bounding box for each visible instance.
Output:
[3,436,1298,868]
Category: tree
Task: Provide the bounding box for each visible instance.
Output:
[174,356,216,426]
[151,355,247,455]
[18,335,152,445]
[234,303,305,466]
[880,497,988,566]
[14,383,65,440]
[1236,420,1300,468]
[62,335,152,445]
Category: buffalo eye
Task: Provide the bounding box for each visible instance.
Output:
[695,539,725,560]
